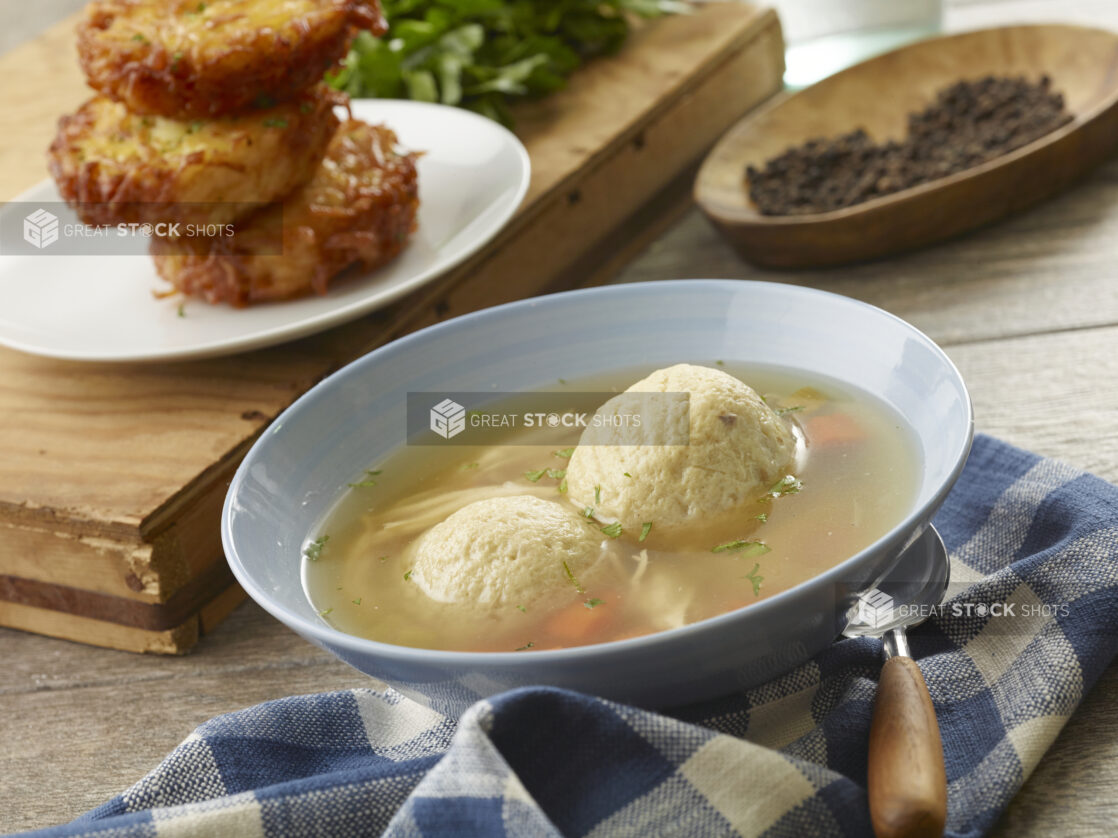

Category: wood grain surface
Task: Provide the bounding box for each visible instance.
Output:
[2,0,1118,835]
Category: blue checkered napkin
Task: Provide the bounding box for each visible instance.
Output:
[15,434,1118,838]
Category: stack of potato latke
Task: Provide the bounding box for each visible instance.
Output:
[48,0,420,307]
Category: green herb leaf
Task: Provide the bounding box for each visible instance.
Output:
[599,521,623,538]
[304,535,329,561]
[623,472,632,478]
[715,359,725,366]
[584,598,604,609]
[562,560,585,593]
[712,539,771,558]
[582,506,594,519]
[403,570,413,581]
[766,474,803,498]
[545,468,566,480]
[639,522,652,542]
[776,405,805,416]
[558,477,568,494]
[348,469,382,488]
[744,563,764,596]
[327,1,681,127]
[263,118,289,128]
[319,607,333,617]
[594,485,601,504]
[553,447,575,459]
[352,597,362,605]
[515,641,535,651]
[516,604,527,613]
[378,556,389,561]
[524,468,547,483]
[460,462,480,471]
[755,512,768,523]
[132,34,147,42]
[176,302,186,318]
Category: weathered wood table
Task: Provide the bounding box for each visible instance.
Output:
[2,0,1117,834]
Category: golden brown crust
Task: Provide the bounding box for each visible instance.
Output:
[48,88,341,227]
[150,120,419,306]
[77,0,386,119]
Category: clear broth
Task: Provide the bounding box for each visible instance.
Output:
[303,364,919,652]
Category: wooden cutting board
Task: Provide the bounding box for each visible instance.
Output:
[0,3,785,653]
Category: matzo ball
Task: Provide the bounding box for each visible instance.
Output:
[566,364,796,538]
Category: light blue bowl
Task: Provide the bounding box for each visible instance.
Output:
[223,280,972,716]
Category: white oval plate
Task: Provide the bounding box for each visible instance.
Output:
[0,100,530,362]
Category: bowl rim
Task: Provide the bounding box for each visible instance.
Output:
[222,279,974,667]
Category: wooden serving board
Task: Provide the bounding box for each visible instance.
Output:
[0,3,785,653]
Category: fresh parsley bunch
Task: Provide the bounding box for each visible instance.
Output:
[328,0,689,126]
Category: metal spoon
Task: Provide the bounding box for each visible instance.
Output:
[843,525,950,838]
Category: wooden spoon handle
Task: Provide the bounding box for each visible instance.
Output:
[868,656,947,838]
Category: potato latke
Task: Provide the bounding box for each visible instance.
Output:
[77,0,386,118]
[150,119,419,306]
[49,87,341,227]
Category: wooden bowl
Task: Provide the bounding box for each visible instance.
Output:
[695,24,1118,268]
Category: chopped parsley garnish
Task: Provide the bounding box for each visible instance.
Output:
[715,360,725,366]
[623,472,632,478]
[348,469,382,488]
[755,512,768,523]
[515,642,535,651]
[639,522,652,542]
[558,378,567,384]
[516,604,527,613]
[352,597,362,605]
[545,468,566,480]
[744,563,764,596]
[712,539,770,558]
[553,447,575,459]
[460,462,479,471]
[562,561,585,593]
[263,118,289,128]
[132,34,147,42]
[319,607,333,617]
[303,535,329,561]
[378,556,389,562]
[524,468,546,482]
[599,521,623,538]
[765,475,802,499]
[403,570,413,581]
[176,303,186,318]
[776,405,805,416]
[582,506,594,519]
[584,598,604,609]
[594,485,602,504]
[558,477,568,494]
